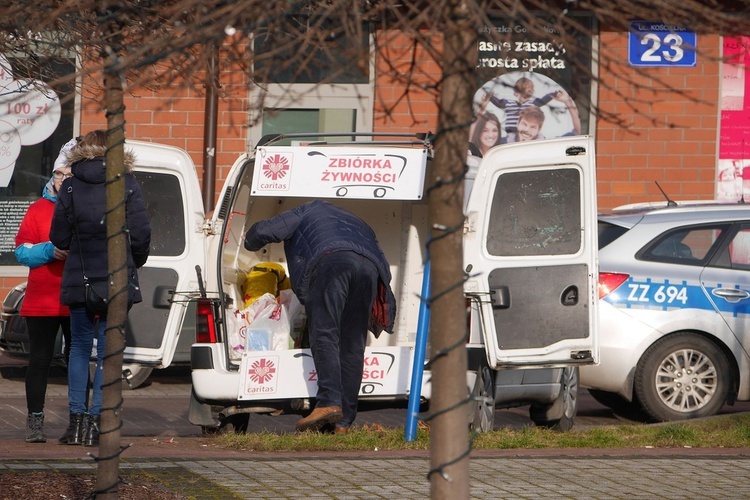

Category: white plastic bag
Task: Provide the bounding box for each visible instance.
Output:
[244,292,291,351]
[280,289,305,348]
[225,309,248,360]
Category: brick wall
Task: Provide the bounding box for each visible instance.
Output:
[373,31,441,135]
[80,70,248,210]
[595,32,721,210]
[0,276,26,295]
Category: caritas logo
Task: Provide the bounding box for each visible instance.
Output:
[248,358,276,384]
[242,356,279,396]
[258,153,292,191]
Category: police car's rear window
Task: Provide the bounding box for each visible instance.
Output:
[598,221,628,250]
[640,225,728,266]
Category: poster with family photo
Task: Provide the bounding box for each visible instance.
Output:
[469,14,593,162]
[468,72,581,159]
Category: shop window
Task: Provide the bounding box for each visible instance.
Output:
[0,55,76,269]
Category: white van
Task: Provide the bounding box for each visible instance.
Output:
[121,133,599,432]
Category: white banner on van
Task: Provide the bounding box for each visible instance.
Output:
[237,346,415,400]
[251,146,428,200]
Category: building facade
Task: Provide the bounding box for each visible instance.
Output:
[0,23,735,295]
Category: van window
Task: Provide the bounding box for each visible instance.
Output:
[486,168,582,257]
[247,22,374,146]
[136,172,186,256]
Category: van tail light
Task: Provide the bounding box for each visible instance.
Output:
[598,272,629,299]
[196,297,219,343]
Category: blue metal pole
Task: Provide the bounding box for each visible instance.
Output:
[405,259,430,441]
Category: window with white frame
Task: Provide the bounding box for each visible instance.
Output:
[248,17,374,146]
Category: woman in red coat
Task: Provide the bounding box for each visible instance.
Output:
[14,139,76,443]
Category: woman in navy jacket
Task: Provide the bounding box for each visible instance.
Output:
[50,130,151,446]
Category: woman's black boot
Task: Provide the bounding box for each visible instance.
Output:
[83,414,100,447]
[58,412,84,445]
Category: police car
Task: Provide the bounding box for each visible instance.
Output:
[581,200,750,422]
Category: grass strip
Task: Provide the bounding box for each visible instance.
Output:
[213,414,750,452]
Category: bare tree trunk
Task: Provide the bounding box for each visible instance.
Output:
[428,2,477,499]
[96,3,127,497]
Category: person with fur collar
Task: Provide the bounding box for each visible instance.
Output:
[14,139,77,443]
[50,130,151,447]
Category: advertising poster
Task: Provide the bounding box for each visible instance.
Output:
[717,37,750,202]
[469,14,594,163]
[717,37,750,265]
[0,56,74,267]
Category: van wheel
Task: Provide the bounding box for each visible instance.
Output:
[530,367,578,431]
[634,332,730,422]
[121,365,153,390]
[469,365,495,433]
[218,414,249,434]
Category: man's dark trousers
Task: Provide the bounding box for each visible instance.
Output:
[306,250,379,427]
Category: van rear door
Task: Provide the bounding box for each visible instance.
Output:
[463,136,598,368]
[122,141,206,367]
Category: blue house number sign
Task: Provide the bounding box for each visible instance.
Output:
[628,21,697,67]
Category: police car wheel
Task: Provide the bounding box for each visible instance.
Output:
[634,332,730,422]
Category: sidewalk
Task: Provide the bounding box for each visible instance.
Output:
[4,447,750,499]
[3,365,750,498]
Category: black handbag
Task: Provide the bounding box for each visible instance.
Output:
[83,275,109,316]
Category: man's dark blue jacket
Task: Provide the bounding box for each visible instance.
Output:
[244,200,396,335]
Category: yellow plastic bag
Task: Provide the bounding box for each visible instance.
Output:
[242,262,290,308]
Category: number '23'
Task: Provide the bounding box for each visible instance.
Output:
[640,33,685,63]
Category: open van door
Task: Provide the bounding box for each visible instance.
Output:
[121,141,206,367]
[463,136,598,368]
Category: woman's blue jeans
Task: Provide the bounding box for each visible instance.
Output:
[68,306,106,415]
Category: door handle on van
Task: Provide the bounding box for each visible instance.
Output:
[561,285,579,306]
[490,286,510,309]
[152,286,175,308]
